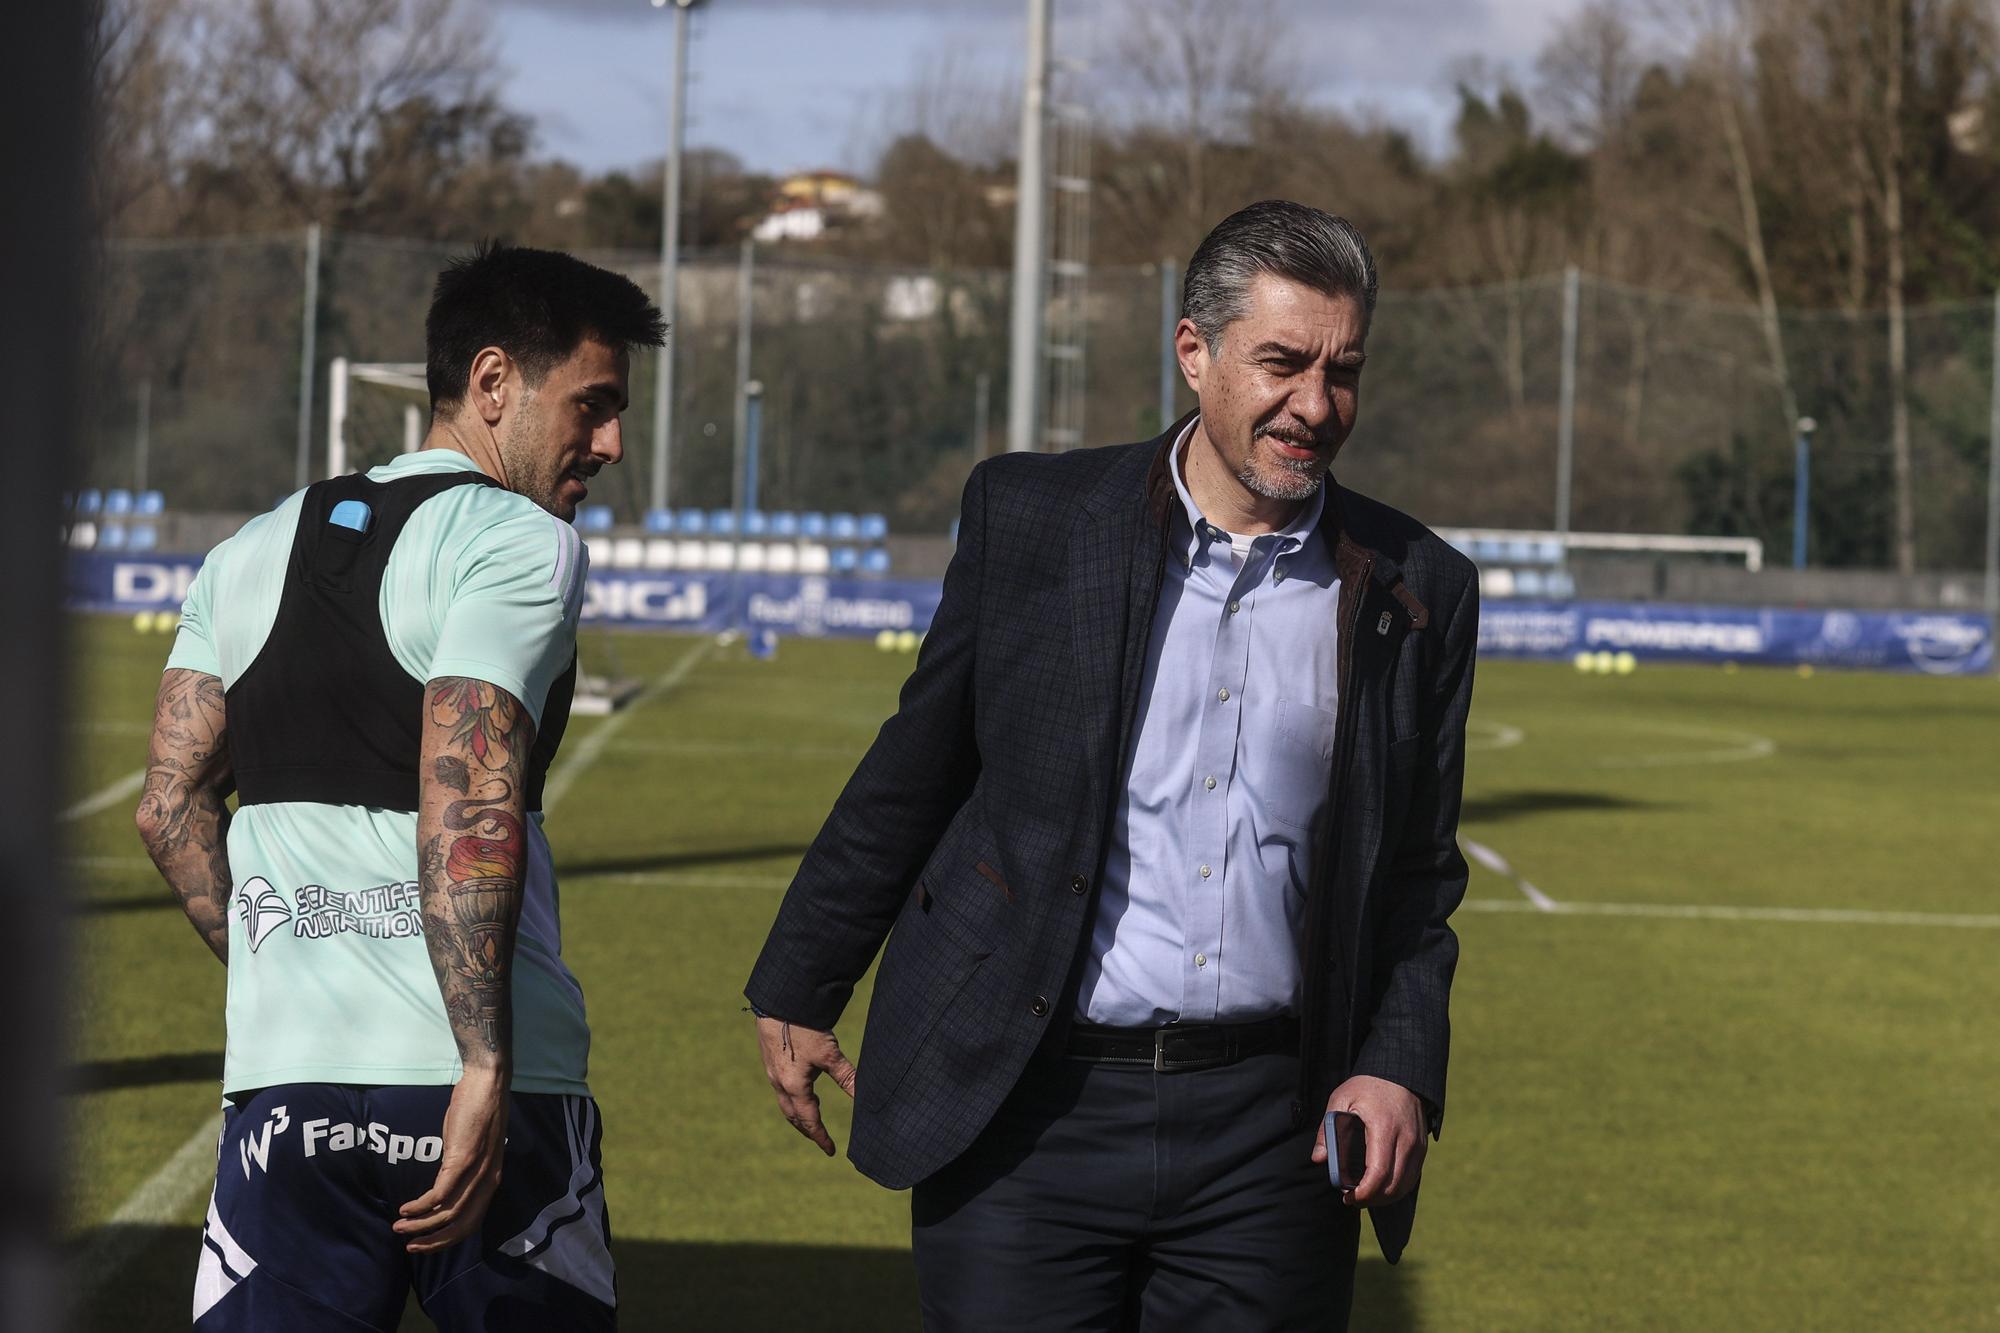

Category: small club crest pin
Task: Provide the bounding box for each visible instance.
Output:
[1376,611,1394,636]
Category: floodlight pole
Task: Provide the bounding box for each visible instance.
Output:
[1554,265,1579,554]
[1792,417,1816,569]
[650,0,698,516]
[1005,0,1051,453]
[732,236,754,502]
[1159,258,1178,432]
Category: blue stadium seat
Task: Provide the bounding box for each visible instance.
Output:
[798,512,828,539]
[104,489,134,517]
[1535,538,1564,564]
[129,524,159,552]
[860,547,892,574]
[708,509,737,536]
[1547,571,1577,598]
[644,508,676,534]
[99,523,127,550]
[828,513,859,541]
[676,508,707,535]
[769,511,800,538]
[1515,570,1545,596]
[77,489,103,516]
[136,490,165,516]
[829,546,861,573]
[576,504,614,533]
[742,510,770,537]
[858,513,888,541]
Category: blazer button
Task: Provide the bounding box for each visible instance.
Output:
[1070,874,1087,895]
[1030,996,1049,1017]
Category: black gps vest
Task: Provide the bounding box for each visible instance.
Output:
[226,470,576,814]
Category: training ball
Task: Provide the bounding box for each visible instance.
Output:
[875,629,897,652]
[894,630,920,653]
[1572,652,1594,673]
[132,612,153,633]
[1592,651,1615,675]
[1614,652,1636,675]
[1796,664,1814,678]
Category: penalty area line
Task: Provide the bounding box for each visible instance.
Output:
[1459,837,1557,911]
[61,768,147,823]
[73,1111,221,1286]
[542,636,715,814]
[1460,898,2000,930]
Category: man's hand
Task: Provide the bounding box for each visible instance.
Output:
[394,1066,509,1254]
[755,1014,857,1156]
[1312,1074,1427,1207]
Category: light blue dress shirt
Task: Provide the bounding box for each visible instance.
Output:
[1074,419,1343,1026]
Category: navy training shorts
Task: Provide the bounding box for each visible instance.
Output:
[193,1083,615,1331]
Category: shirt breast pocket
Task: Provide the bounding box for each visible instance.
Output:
[1268,698,1338,829]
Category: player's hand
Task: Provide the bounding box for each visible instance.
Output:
[394,1064,509,1253]
[754,1014,857,1156]
[1314,1074,1426,1207]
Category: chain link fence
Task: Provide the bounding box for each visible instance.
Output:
[84,231,1998,578]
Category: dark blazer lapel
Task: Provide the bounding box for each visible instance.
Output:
[1068,424,1182,830]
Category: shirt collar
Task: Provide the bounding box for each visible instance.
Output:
[1168,416,1327,562]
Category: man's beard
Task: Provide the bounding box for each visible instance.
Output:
[1239,433,1326,501]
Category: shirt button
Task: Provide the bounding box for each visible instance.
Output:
[1204,776,1216,791]
[1217,687,1230,702]
[1194,953,1207,968]
[1199,864,1211,879]
[1227,600,1240,614]
[1030,996,1049,1017]
[1070,874,1088,895]
[1274,564,1287,583]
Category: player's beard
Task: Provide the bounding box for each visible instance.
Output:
[496,395,571,519]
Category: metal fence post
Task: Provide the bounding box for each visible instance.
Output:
[294,221,321,490]
[1793,417,1816,569]
[731,236,754,506]
[1986,288,1999,628]
[1555,265,1580,550]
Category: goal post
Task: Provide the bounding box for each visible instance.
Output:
[326,357,429,477]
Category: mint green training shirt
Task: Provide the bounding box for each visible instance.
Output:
[165,449,593,1096]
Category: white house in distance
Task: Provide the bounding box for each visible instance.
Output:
[750,169,884,243]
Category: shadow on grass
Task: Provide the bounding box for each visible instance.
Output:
[67,1050,220,1093]
[1462,789,1654,824]
[564,844,811,878]
[75,1226,1420,1331]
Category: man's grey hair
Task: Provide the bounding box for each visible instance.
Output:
[1181,200,1378,353]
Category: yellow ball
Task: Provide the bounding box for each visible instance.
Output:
[131,612,152,633]
[1614,652,1636,675]
[894,630,920,653]
[874,629,896,652]
[1796,663,1814,678]
[1592,651,1615,675]
[1572,652,1594,673]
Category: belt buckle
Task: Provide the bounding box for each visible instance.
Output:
[1153,1027,1169,1073]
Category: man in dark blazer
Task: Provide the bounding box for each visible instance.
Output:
[746,199,1477,1331]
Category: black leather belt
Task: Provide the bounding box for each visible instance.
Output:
[1064,1017,1299,1073]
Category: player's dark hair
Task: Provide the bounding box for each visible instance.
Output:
[425,241,666,418]
[1181,200,1378,353]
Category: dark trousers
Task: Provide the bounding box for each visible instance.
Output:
[911,1047,1359,1332]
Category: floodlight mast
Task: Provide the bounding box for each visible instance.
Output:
[1005,0,1051,453]
[650,0,703,514]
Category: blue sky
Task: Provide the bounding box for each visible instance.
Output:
[495,0,1589,177]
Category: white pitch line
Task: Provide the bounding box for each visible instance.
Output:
[73,1112,220,1283]
[1465,720,1526,752]
[541,637,715,814]
[1460,898,2000,929]
[577,870,794,890]
[61,768,147,823]
[1459,837,1558,911]
[606,738,865,760]
[1591,721,1776,770]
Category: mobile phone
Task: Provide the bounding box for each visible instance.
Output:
[1324,1110,1366,1190]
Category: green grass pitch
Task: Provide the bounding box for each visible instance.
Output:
[62,613,2000,1330]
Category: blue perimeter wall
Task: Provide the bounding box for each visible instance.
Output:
[72,553,1993,676]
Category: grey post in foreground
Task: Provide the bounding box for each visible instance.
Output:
[1005,0,1051,453]
[650,0,700,514]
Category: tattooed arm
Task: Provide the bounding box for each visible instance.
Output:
[396,675,536,1254]
[135,669,234,964]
